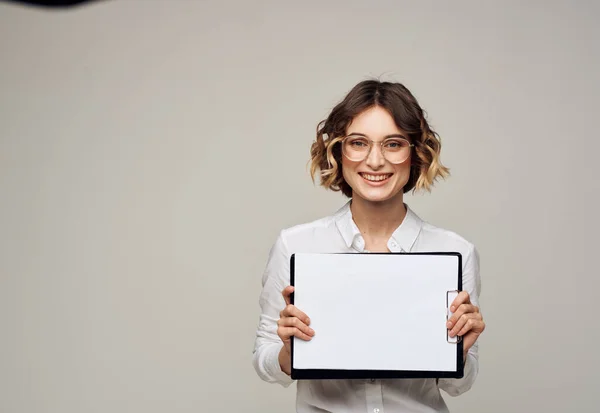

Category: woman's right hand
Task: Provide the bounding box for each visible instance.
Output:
[277,285,315,375]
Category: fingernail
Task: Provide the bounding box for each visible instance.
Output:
[447,321,452,328]
[310,329,315,335]
[451,306,455,312]
[306,318,310,325]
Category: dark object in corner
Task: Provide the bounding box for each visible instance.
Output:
[2,0,103,7]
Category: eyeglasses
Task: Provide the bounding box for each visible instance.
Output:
[341,135,414,164]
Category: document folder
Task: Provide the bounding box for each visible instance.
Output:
[290,252,463,380]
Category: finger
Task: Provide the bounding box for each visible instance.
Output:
[279,316,315,337]
[449,313,480,337]
[278,326,313,342]
[450,291,471,312]
[282,286,294,306]
[457,317,484,337]
[281,304,311,326]
[448,313,470,337]
[447,303,477,327]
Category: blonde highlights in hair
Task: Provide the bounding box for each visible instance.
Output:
[309,132,344,192]
[309,80,449,197]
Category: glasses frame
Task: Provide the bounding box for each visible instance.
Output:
[341,134,414,164]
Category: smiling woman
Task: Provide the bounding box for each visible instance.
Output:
[252,79,485,413]
[310,80,449,200]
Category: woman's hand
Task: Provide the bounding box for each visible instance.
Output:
[277,286,315,375]
[446,291,485,361]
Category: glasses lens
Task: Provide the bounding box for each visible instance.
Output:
[342,136,370,161]
[382,138,411,163]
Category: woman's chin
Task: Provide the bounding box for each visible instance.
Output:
[353,187,399,203]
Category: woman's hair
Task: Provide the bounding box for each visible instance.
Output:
[309,79,450,197]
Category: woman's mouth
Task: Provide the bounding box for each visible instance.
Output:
[359,173,393,185]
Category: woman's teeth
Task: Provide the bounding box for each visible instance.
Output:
[361,173,391,182]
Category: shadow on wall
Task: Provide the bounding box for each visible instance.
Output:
[1,0,106,8]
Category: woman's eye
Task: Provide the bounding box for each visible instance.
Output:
[384,140,407,149]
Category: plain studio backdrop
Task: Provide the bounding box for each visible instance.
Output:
[0,1,598,412]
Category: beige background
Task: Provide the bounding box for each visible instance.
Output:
[1,1,598,412]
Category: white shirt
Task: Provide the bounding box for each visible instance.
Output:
[252,201,481,413]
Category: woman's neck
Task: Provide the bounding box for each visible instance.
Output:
[350,193,407,242]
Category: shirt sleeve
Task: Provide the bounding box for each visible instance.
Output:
[438,243,482,397]
[252,231,295,387]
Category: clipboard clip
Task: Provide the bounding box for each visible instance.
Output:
[446,290,462,344]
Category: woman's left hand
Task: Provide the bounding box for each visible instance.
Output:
[446,291,485,360]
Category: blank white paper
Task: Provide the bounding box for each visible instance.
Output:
[292,253,459,372]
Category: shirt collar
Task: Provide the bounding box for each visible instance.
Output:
[334,200,423,252]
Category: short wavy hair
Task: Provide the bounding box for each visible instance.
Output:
[310,80,449,197]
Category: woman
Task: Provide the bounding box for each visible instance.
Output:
[252,79,485,412]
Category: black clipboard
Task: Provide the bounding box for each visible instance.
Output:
[290,252,464,380]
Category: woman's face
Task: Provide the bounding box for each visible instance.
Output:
[341,106,412,204]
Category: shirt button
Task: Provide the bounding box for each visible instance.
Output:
[374,409,380,413]
[370,378,376,383]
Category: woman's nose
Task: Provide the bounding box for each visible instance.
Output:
[365,144,385,168]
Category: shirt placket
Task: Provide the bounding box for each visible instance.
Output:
[365,379,384,413]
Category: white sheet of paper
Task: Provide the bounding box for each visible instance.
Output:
[292,253,459,372]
